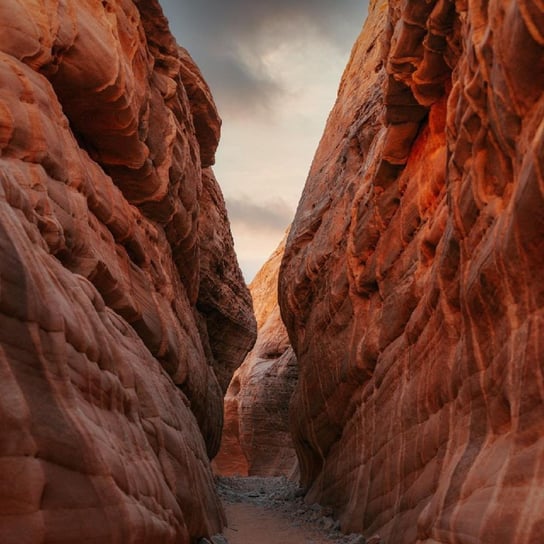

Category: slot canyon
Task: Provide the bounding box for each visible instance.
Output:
[1,0,543,543]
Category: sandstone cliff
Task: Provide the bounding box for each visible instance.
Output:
[280,0,544,542]
[0,1,256,542]
[214,234,299,478]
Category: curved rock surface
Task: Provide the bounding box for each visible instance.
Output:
[0,1,255,542]
[214,234,299,478]
[280,0,544,542]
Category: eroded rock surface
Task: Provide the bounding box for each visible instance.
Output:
[214,235,298,478]
[0,1,256,542]
[280,0,544,542]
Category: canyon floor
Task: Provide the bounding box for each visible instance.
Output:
[211,477,375,544]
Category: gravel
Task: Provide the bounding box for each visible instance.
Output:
[211,476,382,544]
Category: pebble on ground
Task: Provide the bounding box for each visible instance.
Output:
[199,476,381,544]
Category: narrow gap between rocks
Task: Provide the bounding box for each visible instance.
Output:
[200,477,379,544]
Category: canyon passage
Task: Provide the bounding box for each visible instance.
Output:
[1,0,544,544]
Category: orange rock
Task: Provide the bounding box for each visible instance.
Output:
[215,234,299,478]
[197,168,258,456]
[280,0,544,542]
[0,1,255,542]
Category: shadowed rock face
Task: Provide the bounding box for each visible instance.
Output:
[214,235,299,479]
[196,167,259,456]
[280,0,544,542]
[0,1,256,542]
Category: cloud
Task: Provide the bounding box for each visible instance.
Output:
[223,196,293,282]
[157,0,369,281]
[162,0,364,49]
[197,50,283,117]
[160,0,367,116]
[225,196,294,232]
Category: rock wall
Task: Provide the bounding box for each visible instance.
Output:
[0,1,256,543]
[279,0,544,542]
[214,234,299,478]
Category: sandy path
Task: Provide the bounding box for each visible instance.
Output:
[224,501,328,544]
[214,476,371,544]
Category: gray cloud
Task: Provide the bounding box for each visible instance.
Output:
[160,0,368,116]
[225,196,294,232]
[196,50,283,116]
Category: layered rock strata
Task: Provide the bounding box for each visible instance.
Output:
[0,1,256,542]
[214,235,299,478]
[280,0,544,542]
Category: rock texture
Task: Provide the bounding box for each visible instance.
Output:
[214,235,299,478]
[280,0,544,542]
[197,168,258,396]
[0,1,256,543]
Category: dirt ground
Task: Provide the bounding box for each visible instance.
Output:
[224,501,334,544]
[206,476,380,544]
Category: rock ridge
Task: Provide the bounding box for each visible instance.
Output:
[0,1,256,542]
[214,233,299,479]
[280,0,544,542]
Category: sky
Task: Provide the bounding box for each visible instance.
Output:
[160,0,369,282]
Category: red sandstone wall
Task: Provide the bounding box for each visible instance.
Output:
[215,235,299,478]
[0,1,256,542]
[279,0,544,542]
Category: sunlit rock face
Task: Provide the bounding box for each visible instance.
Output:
[214,235,299,479]
[279,0,544,542]
[0,1,256,542]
